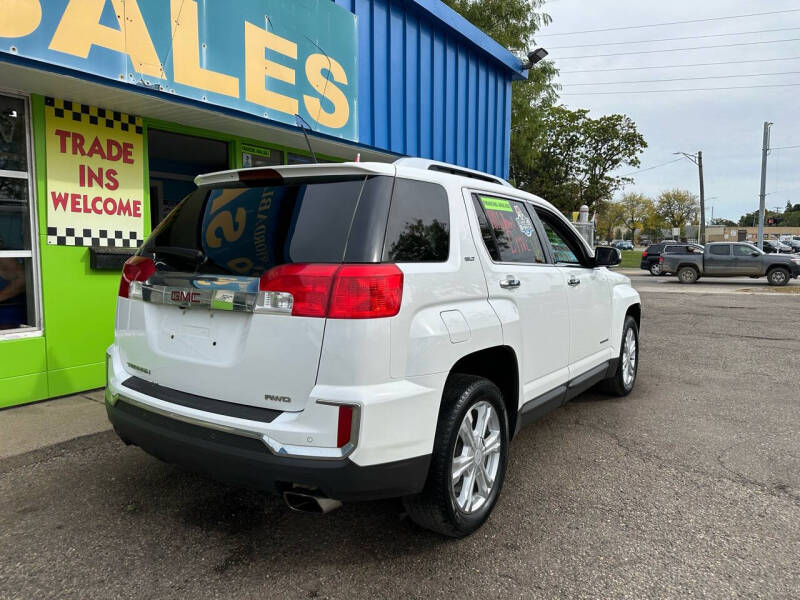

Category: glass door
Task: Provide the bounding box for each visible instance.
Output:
[0,92,40,334]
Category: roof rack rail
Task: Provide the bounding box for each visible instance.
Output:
[393,158,512,187]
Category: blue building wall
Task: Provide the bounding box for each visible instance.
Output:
[335,0,521,178]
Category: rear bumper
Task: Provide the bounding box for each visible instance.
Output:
[106,396,430,502]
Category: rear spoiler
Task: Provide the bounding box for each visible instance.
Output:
[195,162,396,187]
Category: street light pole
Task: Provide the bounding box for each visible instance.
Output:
[697,151,705,244]
[674,151,705,243]
[757,121,773,251]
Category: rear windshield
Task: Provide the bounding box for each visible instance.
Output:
[141,176,393,277]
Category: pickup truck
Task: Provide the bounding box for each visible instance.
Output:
[660,242,800,286]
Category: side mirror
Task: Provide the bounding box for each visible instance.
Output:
[751,251,760,257]
[595,246,621,267]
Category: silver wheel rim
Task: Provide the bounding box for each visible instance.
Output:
[622,328,637,388]
[681,269,694,282]
[650,263,661,275]
[451,401,501,514]
[772,271,786,284]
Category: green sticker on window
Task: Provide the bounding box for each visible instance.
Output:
[480,196,512,212]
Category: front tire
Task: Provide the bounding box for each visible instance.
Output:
[403,375,509,538]
[598,315,639,397]
[767,267,790,286]
[677,266,699,284]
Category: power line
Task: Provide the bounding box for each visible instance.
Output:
[557,38,800,60]
[538,8,800,37]
[618,158,685,177]
[771,144,800,150]
[560,56,800,73]
[561,82,800,95]
[547,27,800,49]
[561,70,800,86]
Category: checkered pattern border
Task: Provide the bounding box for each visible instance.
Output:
[44,97,143,134]
[47,227,142,248]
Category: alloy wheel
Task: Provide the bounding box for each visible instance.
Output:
[451,401,501,514]
[622,328,637,388]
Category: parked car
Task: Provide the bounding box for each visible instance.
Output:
[783,239,800,253]
[763,240,793,254]
[105,158,642,537]
[641,243,703,276]
[660,242,800,285]
[613,240,634,250]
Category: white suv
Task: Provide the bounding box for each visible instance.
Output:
[106,158,641,537]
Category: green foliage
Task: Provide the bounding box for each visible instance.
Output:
[709,218,737,227]
[656,189,699,229]
[511,107,647,213]
[737,203,800,227]
[618,192,653,232]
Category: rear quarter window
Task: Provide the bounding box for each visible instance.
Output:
[382,179,449,262]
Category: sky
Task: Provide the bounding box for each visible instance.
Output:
[537,0,800,221]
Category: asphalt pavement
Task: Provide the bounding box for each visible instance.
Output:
[1,282,799,599]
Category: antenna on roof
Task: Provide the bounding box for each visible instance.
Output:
[294,114,318,163]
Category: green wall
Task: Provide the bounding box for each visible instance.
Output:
[1,94,342,408]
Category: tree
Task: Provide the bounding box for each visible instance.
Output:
[709,217,736,227]
[618,192,653,235]
[595,201,626,243]
[656,189,699,229]
[512,106,647,213]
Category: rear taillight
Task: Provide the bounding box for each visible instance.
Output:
[260,264,339,317]
[337,405,355,447]
[659,256,664,264]
[328,265,404,319]
[259,263,403,319]
[119,256,156,298]
[642,251,648,258]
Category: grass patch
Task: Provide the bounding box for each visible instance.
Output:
[617,249,641,269]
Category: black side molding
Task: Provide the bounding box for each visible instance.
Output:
[516,359,615,433]
[121,376,282,423]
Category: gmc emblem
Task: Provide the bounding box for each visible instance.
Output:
[171,290,201,305]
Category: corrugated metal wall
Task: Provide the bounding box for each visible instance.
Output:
[334,0,513,178]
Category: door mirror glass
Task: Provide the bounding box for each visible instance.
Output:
[594,246,621,267]
[751,251,760,257]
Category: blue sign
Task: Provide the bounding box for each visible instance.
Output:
[0,0,358,140]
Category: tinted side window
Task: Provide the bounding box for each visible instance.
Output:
[709,245,730,256]
[473,195,546,264]
[733,244,757,257]
[536,209,586,265]
[647,245,664,254]
[382,179,449,262]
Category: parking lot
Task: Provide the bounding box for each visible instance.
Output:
[1,281,799,600]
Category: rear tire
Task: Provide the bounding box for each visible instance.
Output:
[677,266,699,284]
[767,267,790,286]
[598,316,639,397]
[403,375,508,538]
[649,262,662,276]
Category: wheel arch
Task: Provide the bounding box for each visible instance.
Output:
[447,345,520,438]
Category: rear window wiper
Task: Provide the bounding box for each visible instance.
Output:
[147,245,207,265]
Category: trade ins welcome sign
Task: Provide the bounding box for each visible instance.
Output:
[44,97,144,247]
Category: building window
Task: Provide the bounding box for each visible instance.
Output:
[0,93,39,334]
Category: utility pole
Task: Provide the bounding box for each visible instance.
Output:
[758,121,772,250]
[697,150,705,244]
[674,150,705,243]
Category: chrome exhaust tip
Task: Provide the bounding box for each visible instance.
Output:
[283,491,342,514]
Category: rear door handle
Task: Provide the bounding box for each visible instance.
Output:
[568,277,581,287]
[499,277,521,289]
